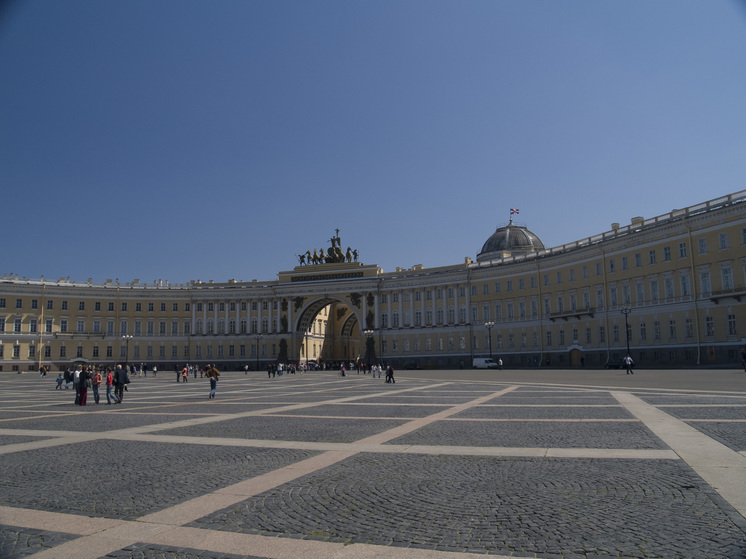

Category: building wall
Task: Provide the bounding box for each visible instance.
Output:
[2,192,744,371]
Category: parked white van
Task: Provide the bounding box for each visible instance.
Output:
[472,358,498,369]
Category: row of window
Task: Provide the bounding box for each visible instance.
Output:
[1,342,277,361]
[0,299,284,313]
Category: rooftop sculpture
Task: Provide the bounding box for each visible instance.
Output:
[298,229,359,266]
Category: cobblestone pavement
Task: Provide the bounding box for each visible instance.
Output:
[0,368,745,558]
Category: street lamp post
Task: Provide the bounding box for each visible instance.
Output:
[484,322,494,359]
[621,307,631,358]
[254,334,262,372]
[122,335,133,369]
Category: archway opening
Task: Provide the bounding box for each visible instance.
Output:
[294,297,362,367]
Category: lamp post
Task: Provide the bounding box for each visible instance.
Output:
[620,307,631,358]
[484,322,494,359]
[254,334,262,372]
[364,329,375,373]
[122,335,133,369]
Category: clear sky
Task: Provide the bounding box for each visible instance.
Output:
[2,1,745,285]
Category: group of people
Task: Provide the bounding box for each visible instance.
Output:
[57,364,130,405]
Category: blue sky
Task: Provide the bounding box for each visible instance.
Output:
[2,1,745,284]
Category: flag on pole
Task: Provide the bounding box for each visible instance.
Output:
[510,208,519,215]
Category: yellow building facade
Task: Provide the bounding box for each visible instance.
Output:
[2,191,745,371]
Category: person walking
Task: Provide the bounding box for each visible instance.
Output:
[385,364,395,383]
[78,367,90,406]
[91,368,102,404]
[623,354,635,374]
[206,363,220,399]
[72,365,82,404]
[114,364,129,403]
[105,367,118,404]
[55,373,64,389]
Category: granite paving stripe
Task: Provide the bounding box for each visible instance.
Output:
[189,453,746,558]
[386,419,668,449]
[103,541,266,559]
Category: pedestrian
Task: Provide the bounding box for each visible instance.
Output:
[385,364,395,383]
[78,367,90,406]
[105,367,118,404]
[623,354,635,374]
[206,363,220,399]
[91,368,102,404]
[176,365,181,382]
[153,366,157,377]
[63,368,71,389]
[244,364,249,375]
[182,366,188,383]
[497,358,503,370]
[72,364,82,404]
[114,364,129,403]
[55,373,64,389]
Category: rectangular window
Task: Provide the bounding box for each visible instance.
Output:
[62,301,68,310]
[700,270,711,296]
[663,247,671,261]
[719,233,729,250]
[705,316,714,337]
[649,250,656,264]
[108,302,114,312]
[78,301,85,311]
[149,302,155,312]
[121,302,127,312]
[173,302,179,312]
[727,314,737,336]
[136,302,142,311]
[679,242,687,258]
[698,238,707,254]
[161,303,167,312]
